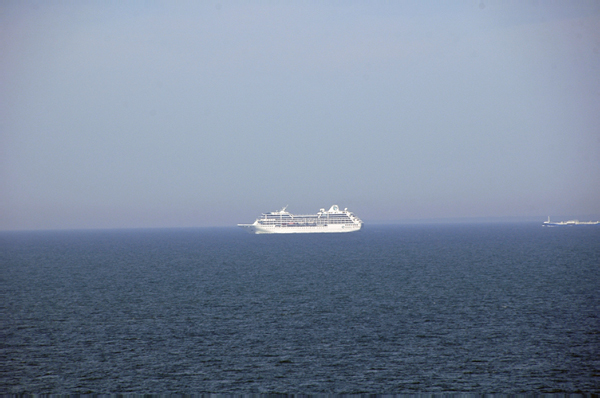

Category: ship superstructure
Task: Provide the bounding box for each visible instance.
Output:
[238,205,363,234]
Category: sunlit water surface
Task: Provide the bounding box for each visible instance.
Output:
[2,224,599,393]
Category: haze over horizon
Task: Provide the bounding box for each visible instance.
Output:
[2,0,599,230]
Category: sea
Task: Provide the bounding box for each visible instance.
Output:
[1,223,599,394]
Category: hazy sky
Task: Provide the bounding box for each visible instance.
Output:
[2,0,599,230]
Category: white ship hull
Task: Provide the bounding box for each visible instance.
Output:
[238,222,362,234]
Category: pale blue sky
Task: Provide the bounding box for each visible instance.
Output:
[2,0,599,229]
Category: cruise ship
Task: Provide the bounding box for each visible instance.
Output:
[543,216,600,226]
[238,205,363,234]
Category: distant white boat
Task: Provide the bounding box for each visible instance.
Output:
[543,216,600,227]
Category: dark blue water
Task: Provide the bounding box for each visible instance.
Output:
[2,224,599,393]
